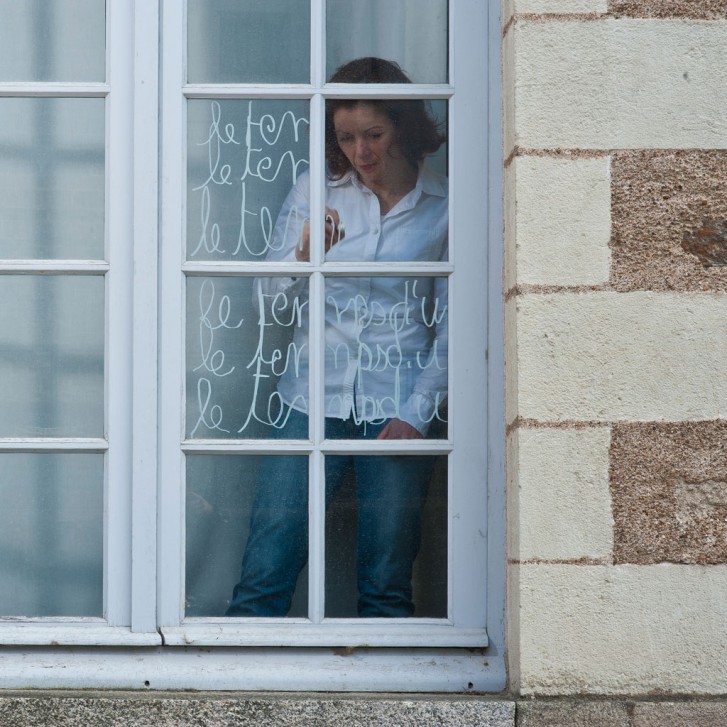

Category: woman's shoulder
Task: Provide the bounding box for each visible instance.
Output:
[281,168,312,204]
[419,161,448,198]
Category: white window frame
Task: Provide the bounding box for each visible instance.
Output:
[0,0,505,692]
[0,0,159,649]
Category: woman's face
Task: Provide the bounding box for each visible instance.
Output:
[332,103,409,190]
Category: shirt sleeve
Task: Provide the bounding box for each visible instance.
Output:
[254,172,311,311]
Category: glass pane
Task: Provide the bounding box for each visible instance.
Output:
[187,454,309,617]
[187,0,310,84]
[0,276,104,437]
[327,1,448,84]
[186,277,309,439]
[0,453,103,617]
[0,0,105,82]
[322,97,447,262]
[325,454,447,618]
[187,99,309,262]
[0,98,105,260]
[324,277,448,437]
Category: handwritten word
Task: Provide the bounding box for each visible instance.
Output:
[190,377,230,438]
[191,101,309,258]
[193,279,244,378]
[188,278,447,437]
[237,285,308,432]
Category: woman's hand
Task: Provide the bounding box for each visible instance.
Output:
[377,418,424,440]
[295,207,345,261]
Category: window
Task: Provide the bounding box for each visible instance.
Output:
[0,0,157,645]
[0,0,504,691]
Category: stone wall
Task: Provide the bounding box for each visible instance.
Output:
[503,0,727,697]
[2,694,727,726]
[0,693,515,727]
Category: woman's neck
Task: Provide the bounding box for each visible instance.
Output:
[365,164,418,215]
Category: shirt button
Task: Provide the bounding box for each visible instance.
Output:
[372,227,379,234]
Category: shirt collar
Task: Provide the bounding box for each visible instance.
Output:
[417,160,447,198]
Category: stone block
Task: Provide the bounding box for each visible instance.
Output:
[0,693,516,727]
[507,155,611,288]
[506,0,608,20]
[511,19,727,149]
[516,564,727,695]
[505,296,519,426]
[510,427,613,560]
[515,292,727,421]
[610,421,727,564]
[610,1,727,19]
[516,699,629,726]
[632,701,727,726]
[611,150,727,293]
[503,21,517,156]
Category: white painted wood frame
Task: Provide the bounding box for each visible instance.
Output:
[159,0,493,652]
[0,0,160,647]
[0,0,506,692]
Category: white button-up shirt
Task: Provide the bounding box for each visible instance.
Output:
[257,163,448,434]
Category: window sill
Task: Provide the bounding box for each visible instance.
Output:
[162,622,488,648]
[0,622,161,647]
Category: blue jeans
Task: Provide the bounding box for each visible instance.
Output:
[226,410,433,617]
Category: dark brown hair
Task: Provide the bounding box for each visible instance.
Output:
[325,57,446,178]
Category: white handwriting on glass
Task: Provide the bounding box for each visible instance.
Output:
[190,279,243,437]
[191,101,309,258]
[325,279,447,426]
[190,279,447,438]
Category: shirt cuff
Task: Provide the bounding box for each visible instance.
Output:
[275,275,307,298]
[398,394,436,437]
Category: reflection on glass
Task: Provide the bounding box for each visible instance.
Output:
[187,0,309,84]
[187,454,309,617]
[0,454,103,617]
[0,0,105,82]
[187,99,309,262]
[325,277,448,438]
[186,277,309,439]
[325,454,447,618]
[327,0,448,84]
[0,98,105,260]
[185,274,447,441]
[323,95,448,263]
[0,276,104,437]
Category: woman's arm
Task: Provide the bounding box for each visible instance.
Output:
[256,173,345,308]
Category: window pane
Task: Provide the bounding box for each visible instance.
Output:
[0,453,103,617]
[187,99,309,262]
[0,98,105,260]
[325,454,446,618]
[0,0,105,82]
[187,0,310,84]
[321,97,447,262]
[327,0,448,84]
[186,277,309,440]
[0,276,104,437]
[186,454,309,617]
[324,277,448,437]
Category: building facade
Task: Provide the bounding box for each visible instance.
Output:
[0,1,725,724]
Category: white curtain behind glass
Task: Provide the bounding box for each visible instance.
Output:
[326,0,448,83]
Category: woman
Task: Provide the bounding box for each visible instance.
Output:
[226,58,448,618]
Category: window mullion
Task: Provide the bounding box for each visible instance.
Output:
[129,0,161,634]
[105,0,134,630]
[307,92,326,623]
[157,0,186,629]
[310,0,325,88]
[0,82,109,97]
